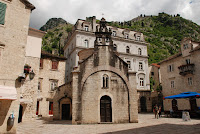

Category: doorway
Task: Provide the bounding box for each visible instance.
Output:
[140,96,147,112]
[100,96,112,122]
[18,105,23,123]
[190,98,197,111]
[62,104,70,120]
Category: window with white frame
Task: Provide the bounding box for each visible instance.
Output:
[136,36,141,41]
[171,81,175,88]
[126,46,130,53]
[38,78,43,91]
[139,62,143,70]
[102,74,109,88]
[138,48,142,55]
[168,64,174,72]
[125,34,129,39]
[84,40,89,48]
[127,61,131,69]
[112,31,116,36]
[183,44,189,49]
[84,25,89,31]
[50,80,58,91]
[188,77,192,86]
[140,78,144,87]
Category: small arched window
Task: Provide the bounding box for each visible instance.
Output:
[84,40,89,48]
[126,46,130,53]
[113,44,117,51]
[103,74,109,88]
[138,48,142,55]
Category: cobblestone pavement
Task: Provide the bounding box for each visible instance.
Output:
[17,113,200,134]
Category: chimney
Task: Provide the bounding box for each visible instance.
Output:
[92,16,96,32]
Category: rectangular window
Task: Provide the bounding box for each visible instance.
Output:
[125,34,129,39]
[0,2,7,25]
[183,44,189,49]
[151,72,154,76]
[36,101,39,115]
[168,64,174,72]
[112,31,116,36]
[52,60,58,70]
[38,78,42,91]
[84,26,89,31]
[136,36,140,41]
[50,80,58,91]
[186,59,190,64]
[139,62,143,70]
[188,77,192,86]
[140,78,144,87]
[40,59,43,68]
[49,102,53,115]
[127,61,131,69]
[171,81,175,88]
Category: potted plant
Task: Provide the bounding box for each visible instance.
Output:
[24,64,31,74]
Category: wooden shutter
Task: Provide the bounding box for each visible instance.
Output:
[0,2,6,25]
[52,60,58,69]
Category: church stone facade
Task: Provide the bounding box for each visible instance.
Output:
[64,16,151,113]
[54,18,138,124]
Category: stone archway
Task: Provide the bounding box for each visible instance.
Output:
[59,97,72,120]
[100,95,112,122]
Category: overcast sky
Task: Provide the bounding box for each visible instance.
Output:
[29,0,200,29]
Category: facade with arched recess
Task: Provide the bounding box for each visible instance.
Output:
[64,16,151,113]
[55,18,138,124]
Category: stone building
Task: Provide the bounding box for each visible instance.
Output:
[149,63,163,111]
[159,38,200,111]
[54,18,138,124]
[64,16,151,112]
[0,0,35,133]
[18,28,45,123]
[37,51,66,120]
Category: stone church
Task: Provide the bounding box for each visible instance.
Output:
[53,18,138,124]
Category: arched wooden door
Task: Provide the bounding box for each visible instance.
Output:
[140,96,147,112]
[100,96,112,122]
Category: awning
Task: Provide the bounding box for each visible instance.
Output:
[20,99,32,104]
[0,85,17,100]
[164,92,200,99]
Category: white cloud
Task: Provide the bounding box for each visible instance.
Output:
[29,0,200,29]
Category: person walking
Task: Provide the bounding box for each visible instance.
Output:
[153,104,159,119]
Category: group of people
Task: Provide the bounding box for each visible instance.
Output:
[153,104,162,119]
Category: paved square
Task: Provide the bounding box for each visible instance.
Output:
[17,114,200,134]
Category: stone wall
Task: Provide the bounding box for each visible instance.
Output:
[0,0,32,133]
[38,58,66,119]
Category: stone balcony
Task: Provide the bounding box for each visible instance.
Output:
[178,64,195,76]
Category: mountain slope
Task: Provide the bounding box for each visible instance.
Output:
[40,13,200,62]
[40,18,73,55]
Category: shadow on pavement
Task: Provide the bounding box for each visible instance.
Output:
[104,123,200,134]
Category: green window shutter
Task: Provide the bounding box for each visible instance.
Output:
[0,2,7,25]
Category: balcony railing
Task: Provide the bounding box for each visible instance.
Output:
[178,64,195,76]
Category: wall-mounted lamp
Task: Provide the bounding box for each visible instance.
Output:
[29,70,35,80]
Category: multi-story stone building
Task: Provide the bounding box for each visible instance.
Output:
[159,38,200,112]
[37,51,66,120]
[64,16,151,112]
[0,0,35,133]
[54,18,138,124]
[149,63,163,111]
